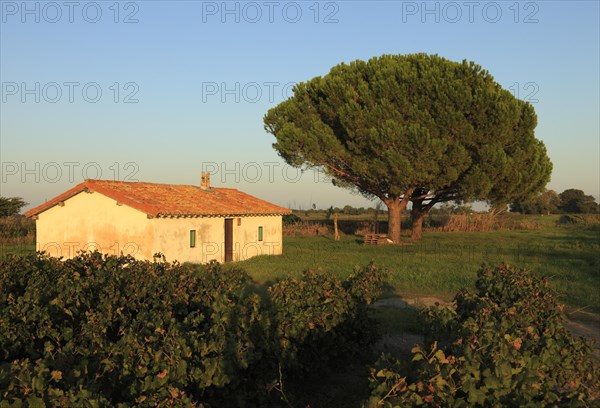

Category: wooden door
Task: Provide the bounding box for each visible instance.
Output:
[224,218,233,262]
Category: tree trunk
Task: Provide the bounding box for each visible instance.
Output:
[384,191,413,244]
[411,207,425,240]
[385,199,407,243]
[387,200,402,243]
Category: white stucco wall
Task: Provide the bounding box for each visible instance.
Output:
[35,191,153,259]
[35,191,283,263]
[151,215,283,263]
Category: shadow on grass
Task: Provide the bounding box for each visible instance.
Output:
[280,295,429,408]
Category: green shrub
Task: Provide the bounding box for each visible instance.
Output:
[344,261,387,305]
[0,253,275,406]
[558,214,600,226]
[270,261,385,373]
[282,213,302,226]
[0,252,386,405]
[366,263,599,407]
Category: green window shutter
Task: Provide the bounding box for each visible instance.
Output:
[190,230,196,248]
[258,226,263,241]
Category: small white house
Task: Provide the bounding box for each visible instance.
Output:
[25,174,291,263]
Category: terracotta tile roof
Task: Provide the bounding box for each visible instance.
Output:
[25,179,292,218]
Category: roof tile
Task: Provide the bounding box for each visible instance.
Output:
[25,180,291,218]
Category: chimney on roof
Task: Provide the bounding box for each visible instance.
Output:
[200,172,211,190]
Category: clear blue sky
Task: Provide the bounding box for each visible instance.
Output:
[1,0,599,210]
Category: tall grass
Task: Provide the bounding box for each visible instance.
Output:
[433,213,543,232]
[283,221,332,236]
[284,220,379,236]
[0,216,35,246]
[286,213,550,237]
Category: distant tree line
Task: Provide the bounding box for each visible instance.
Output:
[290,205,387,218]
[291,188,599,220]
[327,205,386,216]
[428,203,474,215]
[510,189,598,215]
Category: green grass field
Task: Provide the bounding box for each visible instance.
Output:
[2,221,598,315]
[237,225,600,315]
[0,244,35,258]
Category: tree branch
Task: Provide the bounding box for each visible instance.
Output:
[411,188,456,201]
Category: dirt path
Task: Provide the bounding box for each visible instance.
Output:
[372,295,600,357]
[565,319,600,357]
